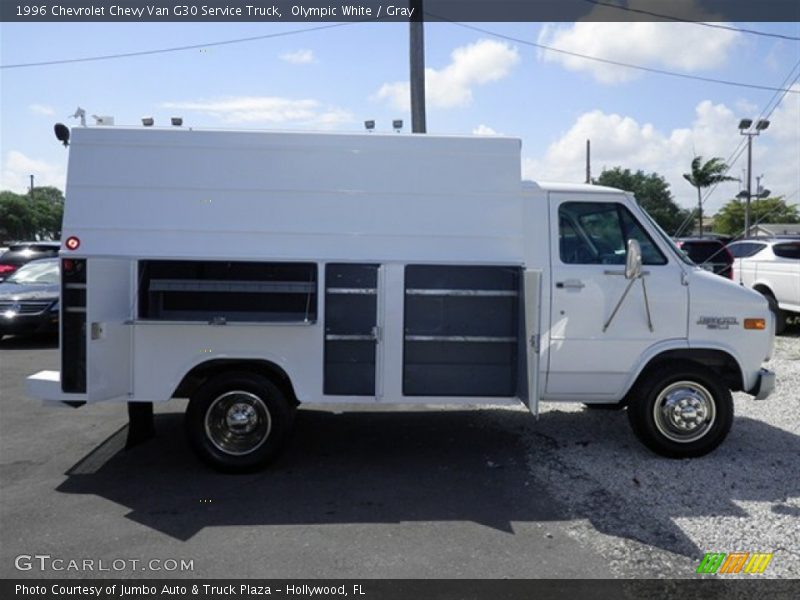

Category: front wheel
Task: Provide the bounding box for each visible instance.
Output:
[186,371,294,472]
[627,363,733,458]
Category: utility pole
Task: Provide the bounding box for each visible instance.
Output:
[409,0,426,133]
[29,175,34,200]
[585,140,591,184]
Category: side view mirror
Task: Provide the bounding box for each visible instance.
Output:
[625,239,642,280]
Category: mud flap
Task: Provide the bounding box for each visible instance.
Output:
[125,402,155,449]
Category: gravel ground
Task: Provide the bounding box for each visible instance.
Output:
[487,320,800,578]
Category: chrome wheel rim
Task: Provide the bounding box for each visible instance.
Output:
[205,391,271,456]
[653,381,716,443]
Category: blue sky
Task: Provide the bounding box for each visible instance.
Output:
[1,18,798,218]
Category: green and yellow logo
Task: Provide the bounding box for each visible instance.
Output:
[697,552,773,574]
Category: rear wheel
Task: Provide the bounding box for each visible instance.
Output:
[627,363,733,458]
[186,371,294,472]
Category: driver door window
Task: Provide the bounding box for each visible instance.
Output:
[559,202,666,266]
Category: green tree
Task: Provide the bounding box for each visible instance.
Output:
[595,167,691,234]
[682,156,736,235]
[30,186,65,239]
[714,196,800,236]
[0,187,64,241]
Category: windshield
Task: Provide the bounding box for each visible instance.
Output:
[5,260,59,285]
[637,207,695,266]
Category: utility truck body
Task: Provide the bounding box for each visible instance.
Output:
[27,127,775,470]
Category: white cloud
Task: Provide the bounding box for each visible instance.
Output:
[162,96,353,128]
[537,19,740,84]
[763,84,800,206]
[280,49,315,65]
[28,104,55,116]
[523,94,799,216]
[473,124,498,136]
[1,151,66,193]
[375,39,520,110]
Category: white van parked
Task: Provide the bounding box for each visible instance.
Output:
[27,126,775,471]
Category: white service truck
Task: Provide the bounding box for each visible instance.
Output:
[27,126,776,471]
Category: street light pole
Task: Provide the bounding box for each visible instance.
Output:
[738,118,770,238]
[745,132,752,237]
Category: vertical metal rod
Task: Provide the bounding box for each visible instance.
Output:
[641,276,654,332]
[745,134,753,238]
[409,0,426,133]
[602,277,637,332]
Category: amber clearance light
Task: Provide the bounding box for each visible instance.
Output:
[744,319,766,330]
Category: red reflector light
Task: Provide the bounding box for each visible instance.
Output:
[65,236,80,251]
[63,259,74,272]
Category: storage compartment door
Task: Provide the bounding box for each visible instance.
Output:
[86,259,133,402]
[403,265,520,397]
[522,269,542,414]
[324,264,380,396]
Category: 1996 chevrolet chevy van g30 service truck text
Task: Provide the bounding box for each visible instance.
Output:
[26,126,775,471]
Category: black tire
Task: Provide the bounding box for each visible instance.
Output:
[186,371,295,473]
[627,362,733,458]
[764,294,787,335]
[583,402,624,411]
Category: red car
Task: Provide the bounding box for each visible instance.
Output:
[674,238,733,279]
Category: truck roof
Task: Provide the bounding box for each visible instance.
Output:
[527,180,628,195]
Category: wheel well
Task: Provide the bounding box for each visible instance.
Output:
[630,349,744,397]
[753,284,775,299]
[172,359,299,405]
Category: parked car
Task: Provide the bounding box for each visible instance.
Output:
[0,241,60,282]
[0,258,60,339]
[674,238,733,279]
[727,237,800,334]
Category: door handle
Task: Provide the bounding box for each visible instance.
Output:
[555,279,585,290]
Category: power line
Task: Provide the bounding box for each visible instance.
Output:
[0,23,354,70]
[673,65,799,238]
[578,0,800,41]
[690,62,800,219]
[445,21,800,95]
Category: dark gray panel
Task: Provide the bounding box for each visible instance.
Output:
[325,294,377,335]
[405,265,518,290]
[405,296,517,337]
[324,264,379,396]
[403,265,519,397]
[404,365,516,397]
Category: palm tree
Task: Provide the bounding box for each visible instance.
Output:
[683,156,736,235]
